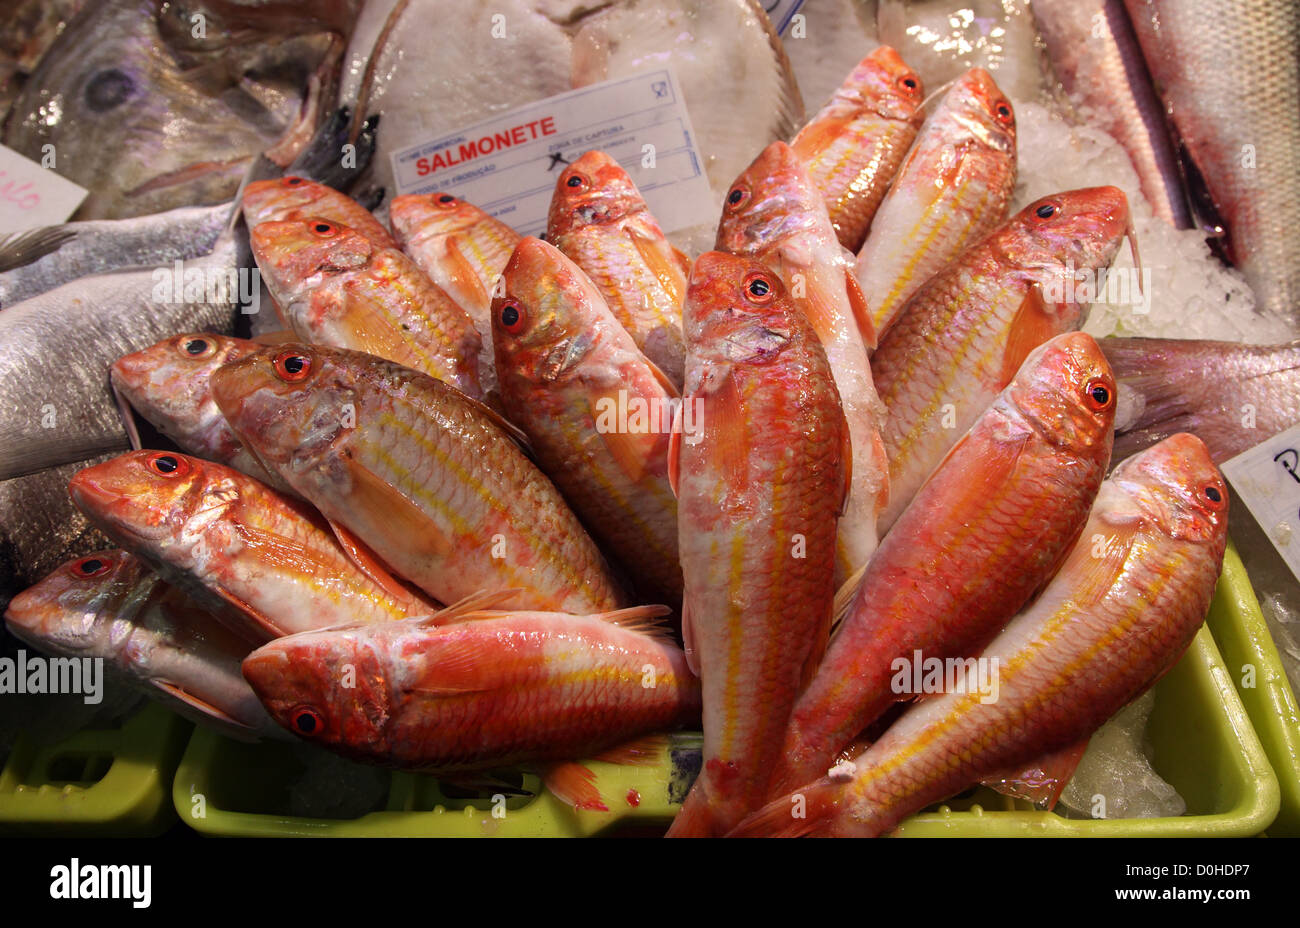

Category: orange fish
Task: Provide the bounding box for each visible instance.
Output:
[242,175,396,247]
[665,252,848,837]
[547,150,688,387]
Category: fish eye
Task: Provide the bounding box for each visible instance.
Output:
[1034,202,1060,220]
[84,68,135,113]
[436,194,456,205]
[743,273,775,303]
[726,186,750,209]
[565,172,587,189]
[995,101,1014,124]
[273,350,312,382]
[310,220,337,236]
[899,75,919,91]
[147,453,187,477]
[499,300,525,333]
[1084,378,1112,410]
[290,706,324,736]
[72,556,112,579]
[1204,485,1224,506]
[283,176,305,187]
[180,336,213,358]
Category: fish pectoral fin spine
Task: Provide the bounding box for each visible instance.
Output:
[327,517,430,606]
[151,679,254,730]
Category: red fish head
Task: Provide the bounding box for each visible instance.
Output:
[249,217,374,304]
[1001,186,1133,288]
[841,45,925,119]
[242,629,391,755]
[948,67,1016,151]
[1007,332,1117,452]
[4,550,145,649]
[390,192,483,239]
[242,176,330,227]
[111,333,256,438]
[211,343,357,472]
[684,252,802,369]
[716,141,823,254]
[68,451,218,551]
[1111,433,1229,544]
[547,150,646,236]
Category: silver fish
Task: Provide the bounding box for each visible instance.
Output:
[1124,0,1300,323]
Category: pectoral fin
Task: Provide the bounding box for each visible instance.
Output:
[980,739,1090,811]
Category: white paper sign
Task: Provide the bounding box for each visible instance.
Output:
[389,68,715,238]
[0,144,88,233]
[1222,423,1300,584]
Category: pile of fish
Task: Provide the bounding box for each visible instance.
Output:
[2,0,1298,836]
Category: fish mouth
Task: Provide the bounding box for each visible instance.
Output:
[124,157,253,199]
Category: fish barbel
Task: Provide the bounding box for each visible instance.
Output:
[716,140,888,581]
[211,344,627,614]
[735,432,1229,837]
[665,252,848,837]
[493,238,682,606]
[768,332,1117,796]
[241,597,699,794]
[872,186,1132,532]
[110,333,290,493]
[791,45,926,252]
[249,217,484,399]
[853,67,1018,338]
[548,151,688,388]
[67,451,432,642]
[390,191,522,401]
[4,549,282,741]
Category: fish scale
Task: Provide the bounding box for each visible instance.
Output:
[735,434,1228,837]
[871,187,1132,533]
[212,344,626,615]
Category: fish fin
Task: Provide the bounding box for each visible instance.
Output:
[211,587,283,639]
[407,637,492,696]
[443,235,491,309]
[664,790,721,838]
[666,401,682,498]
[111,381,143,452]
[597,604,675,643]
[703,368,749,491]
[1075,526,1138,607]
[796,264,846,342]
[672,245,691,279]
[791,115,854,163]
[829,561,868,638]
[980,739,1090,811]
[844,268,877,350]
[589,393,657,483]
[726,783,838,838]
[680,596,700,677]
[923,423,1030,510]
[460,391,533,454]
[327,518,433,606]
[838,410,854,518]
[588,734,668,766]
[0,225,76,275]
[151,680,256,732]
[628,227,686,304]
[542,761,608,812]
[336,456,455,564]
[418,589,522,625]
[1000,285,1061,385]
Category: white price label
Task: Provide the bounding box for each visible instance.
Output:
[0,143,88,233]
[389,68,714,238]
[1222,423,1300,584]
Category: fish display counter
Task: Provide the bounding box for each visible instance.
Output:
[0,0,1297,845]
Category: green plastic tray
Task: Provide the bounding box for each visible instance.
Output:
[0,703,192,836]
[175,559,1280,837]
[1205,542,1300,836]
